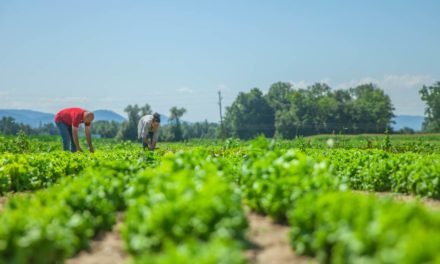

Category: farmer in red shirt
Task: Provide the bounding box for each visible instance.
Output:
[54,108,95,152]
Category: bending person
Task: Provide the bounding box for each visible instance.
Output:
[54,107,95,152]
[138,112,161,150]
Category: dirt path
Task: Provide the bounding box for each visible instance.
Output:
[356,191,440,210]
[245,211,315,264]
[66,213,128,264]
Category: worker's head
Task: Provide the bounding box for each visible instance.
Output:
[152,112,161,130]
[84,111,95,125]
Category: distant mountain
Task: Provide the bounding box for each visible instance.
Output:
[392,115,424,131]
[0,109,54,127]
[94,110,126,123]
[0,109,126,127]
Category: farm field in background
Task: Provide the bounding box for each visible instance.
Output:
[1,134,440,263]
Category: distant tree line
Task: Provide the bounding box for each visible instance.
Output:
[0,105,218,141]
[2,81,440,139]
[0,117,58,136]
[223,82,396,139]
[115,104,218,141]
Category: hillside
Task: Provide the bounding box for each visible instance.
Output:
[0,109,126,127]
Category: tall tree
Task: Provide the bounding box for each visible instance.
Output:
[117,104,151,140]
[348,84,395,133]
[169,106,186,141]
[419,81,440,132]
[140,104,152,116]
[266,82,295,138]
[266,82,292,112]
[0,117,34,135]
[224,88,275,139]
[93,120,121,138]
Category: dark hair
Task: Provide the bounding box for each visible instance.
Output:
[153,112,161,123]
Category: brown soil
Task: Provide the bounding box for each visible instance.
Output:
[244,211,315,264]
[66,213,129,264]
[356,191,440,210]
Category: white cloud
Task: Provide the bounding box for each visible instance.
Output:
[288,80,309,88]
[45,97,89,104]
[176,86,194,94]
[289,78,332,89]
[332,75,435,116]
[334,75,434,91]
[333,77,376,90]
[382,74,434,90]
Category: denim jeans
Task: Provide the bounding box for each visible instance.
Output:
[141,132,154,150]
[56,122,77,152]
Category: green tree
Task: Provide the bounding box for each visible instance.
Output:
[419,81,440,132]
[0,117,34,135]
[180,120,219,139]
[224,88,275,139]
[117,104,151,140]
[266,82,295,138]
[169,107,186,141]
[273,82,394,137]
[266,82,292,112]
[34,123,58,135]
[0,116,19,135]
[93,120,121,138]
[348,84,395,133]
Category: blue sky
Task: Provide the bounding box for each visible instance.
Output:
[1,0,439,122]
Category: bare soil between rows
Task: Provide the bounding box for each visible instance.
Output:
[244,211,315,264]
[66,213,128,264]
[4,190,438,264]
[356,190,440,210]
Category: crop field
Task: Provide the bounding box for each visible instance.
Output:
[1,134,440,263]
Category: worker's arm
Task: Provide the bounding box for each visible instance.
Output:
[85,125,94,153]
[72,126,83,152]
[150,130,159,150]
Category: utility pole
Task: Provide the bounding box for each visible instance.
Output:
[218,90,224,139]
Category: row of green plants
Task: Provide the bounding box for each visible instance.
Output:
[0,134,145,154]
[0,150,158,194]
[308,149,440,198]
[3,136,440,199]
[289,191,440,263]
[122,151,248,263]
[0,150,248,263]
[240,147,339,221]
[0,140,249,195]
[0,161,137,264]
[238,141,440,263]
[6,133,440,155]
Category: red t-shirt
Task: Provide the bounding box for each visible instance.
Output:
[54,108,90,128]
